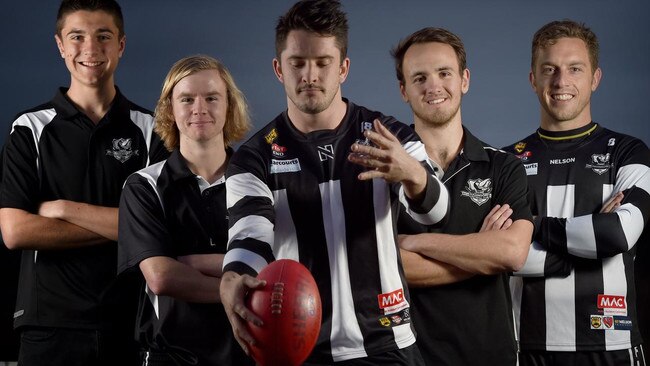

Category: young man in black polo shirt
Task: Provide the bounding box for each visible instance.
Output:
[0,0,167,364]
[391,28,534,365]
[117,55,255,366]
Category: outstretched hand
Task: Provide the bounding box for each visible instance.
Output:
[348,119,426,198]
[219,271,266,355]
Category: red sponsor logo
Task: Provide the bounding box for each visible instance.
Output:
[272,143,287,153]
[378,289,404,309]
[597,294,626,309]
[603,316,614,329]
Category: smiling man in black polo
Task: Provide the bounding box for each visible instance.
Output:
[392,27,534,366]
[0,0,167,364]
[117,55,254,366]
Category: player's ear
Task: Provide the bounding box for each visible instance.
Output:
[55,34,65,58]
[591,67,602,92]
[273,58,284,83]
[461,68,470,94]
[529,70,536,90]
[339,57,350,83]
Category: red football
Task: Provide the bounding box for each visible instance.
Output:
[245,259,322,366]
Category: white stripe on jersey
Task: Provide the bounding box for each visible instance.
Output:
[145,284,160,319]
[134,161,166,209]
[510,276,523,341]
[272,189,300,261]
[12,108,56,170]
[514,241,548,277]
[603,254,631,350]
[603,184,614,203]
[227,215,274,248]
[319,180,366,361]
[403,140,428,162]
[614,164,650,194]
[546,184,576,351]
[616,203,644,251]
[372,179,416,349]
[226,172,274,208]
[130,110,155,166]
[566,215,597,258]
[223,248,268,274]
[398,180,449,226]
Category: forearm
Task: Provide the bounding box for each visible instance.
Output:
[178,254,224,277]
[401,220,532,275]
[141,256,221,303]
[40,200,118,241]
[1,208,109,250]
[400,249,474,287]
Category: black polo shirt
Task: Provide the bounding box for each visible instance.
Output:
[398,127,532,366]
[118,149,252,366]
[0,87,168,330]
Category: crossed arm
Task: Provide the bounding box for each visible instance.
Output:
[399,204,533,287]
[140,254,224,303]
[1,201,117,250]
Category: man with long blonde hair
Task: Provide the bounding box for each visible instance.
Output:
[118,55,254,366]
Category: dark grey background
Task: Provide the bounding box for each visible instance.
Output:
[1,0,648,148]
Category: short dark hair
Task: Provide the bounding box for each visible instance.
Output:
[275,0,349,62]
[531,20,599,71]
[56,0,124,38]
[391,27,467,85]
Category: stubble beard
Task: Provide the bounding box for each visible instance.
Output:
[414,101,460,128]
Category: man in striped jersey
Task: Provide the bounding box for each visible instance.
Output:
[392,27,534,366]
[219,0,449,364]
[505,20,649,365]
[0,0,168,364]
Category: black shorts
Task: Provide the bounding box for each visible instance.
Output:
[18,327,139,366]
[519,346,646,366]
[302,344,424,366]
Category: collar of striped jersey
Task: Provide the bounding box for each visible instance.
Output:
[537,122,599,141]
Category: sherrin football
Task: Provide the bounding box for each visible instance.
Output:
[245,259,322,366]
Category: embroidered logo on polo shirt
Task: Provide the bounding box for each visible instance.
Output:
[585,153,612,175]
[461,178,492,206]
[106,138,138,163]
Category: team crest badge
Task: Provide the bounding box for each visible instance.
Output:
[461,178,492,206]
[379,317,391,327]
[265,128,278,144]
[585,153,612,175]
[106,138,138,163]
[514,142,526,153]
[591,316,602,329]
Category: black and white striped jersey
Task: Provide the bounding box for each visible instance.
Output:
[504,122,650,352]
[223,100,449,363]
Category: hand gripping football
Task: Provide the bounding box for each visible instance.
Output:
[245,259,322,366]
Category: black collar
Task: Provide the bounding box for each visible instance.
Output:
[51,86,130,124]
